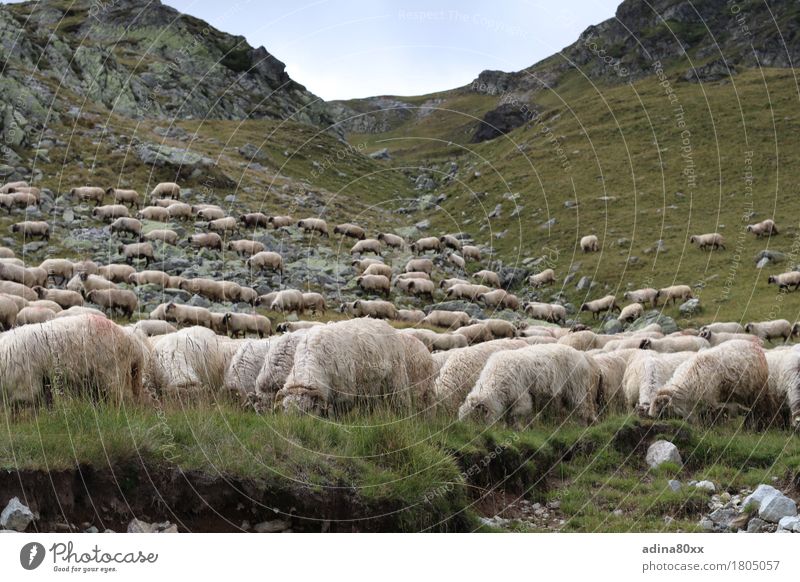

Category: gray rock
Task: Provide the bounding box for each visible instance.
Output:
[137,143,213,171]
[756,257,770,269]
[747,518,772,533]
[743,484,780,511]
[127,519,178,533]
[576,276,592,291]
[629,311,678,334]
[541,218,557,229]
[667,479,682,492]
[645,440,682,469]
[369,148,390,160]
[603,319,624,334]
[188,294,211,308]
[709,507,738,530]
[754,250,786,265]
[777,515,800,532]
[253,519,290,533]
[679,298,701,316]
[695,480,716,493]
[415,219,430,231]
[0,497,34,532]
[759,494,797,523]
[699,517,715,531]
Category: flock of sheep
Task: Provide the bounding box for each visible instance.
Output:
[0,179,797,432]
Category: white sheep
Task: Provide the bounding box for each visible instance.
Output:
[689,233,725,250]
[580,235,599,252]
[618,303,644,323]
[253,330,309,406]
[767,271,800,291]
[744,319,793,343]
[640,336,709,353]
[746,219,778,237]
[223,339,272,400]
[528,268,555,288]
[623,288,659,307]
[622,350,695,413]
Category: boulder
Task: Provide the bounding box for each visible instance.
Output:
[0,497,34,532]
[759,493,797,523]
[679,298,701,316]
[645,440,682,469]
[253,519,290,533]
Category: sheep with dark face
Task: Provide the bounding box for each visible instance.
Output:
[580,295,619,319]
[334,223,366,239]
[149,182,181,200]
[240,213,269,228]
[689,233,725,250]
[105,188,140,208]
[297,218,329,237]
[767,271,800,291]
[70,186,105,206]
[120,242,155,265]
[11,221,49,240]
[746,219,778,237]
[109,217,143,237]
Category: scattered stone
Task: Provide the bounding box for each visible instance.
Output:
[667,479,682,492]
[679,298,701,316]
[603,318,624,334]
[576,276,592,291]
[253,518,291,533]
[0,497,34,532]
[127,519,178,533]
[759,493,797,523]
[645,440,682,469]
[747,518,771,533]
[754,250,786,266]
[695,480,716,493]
[743,484,780,511]
[708,507,738,530]
[369,148,390,160]
[778,515,800,532]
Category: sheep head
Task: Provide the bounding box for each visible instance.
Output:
[277,386,326,416]
[648,392,672,418]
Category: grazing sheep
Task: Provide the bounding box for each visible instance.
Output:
[474,270,501,288]
[152,198,177,208]
[422,309,470,330]
[33,287,83,309]
[558,330,601,351]
[0,315,145,407]
[195,207,225,221]
[398,334,438,410]
[396,308,425,323]
[623,288,659,307]
[363,263,393,278]
[236,286,258,305]
[689,232,725,250]
[254,330,309,405]
[529,269,555,288]
[0,247,14,259]
[334,223,366,239]
[580,295,619,319]
[478,289,520,310]
[276,321,323,333]
[745,319,793,343]
[454,323,493,345]
[767,271,800,291]
[746,219,778,237]
[623,350,695,412]
[131,320,177,337]
[109,217,143,237]
[649,340,773,428]
[763,348,799,427]
[0,294,18,330]
[523,302,567,324]
[97,264,136,284]
[86,289,138,318]
[239,212,269,228]
[699,330,762,346]
[302,292,326,314]
[438,234,462,250]
[0,263,47,288]
[446,283,491,301]
[618,303,644,323]
[268,215,294,229]
[70,186,105,206]
[403,278,434,300]
[352,257,384,273]
[458,344,599,425]
[15,306,55,326]
[11,221,49,240]
[208,216,238,234]
[439,277,469,290]
[699,322,744,334]
[128,270,171,287]
[179,278,228,302]
[246,251,283,273]
[580,235,599,252]
[269,289,305,314]
[410,236,441,254]
[0,281,38,302]
[163,303,212,328]
[480,318,518,339]
[640,336,709,352]
[461,245,481,261]
[340,299,397,320]
[191,232,223,250]
[221,312,271,338]
[405,258,433,274]
[228,239,266,256]
[397,271,430,281]
[150,182,181,200]
[137,206,170,222]
[120,242,155,265]
[297,218,329,237]
[277,318,411,415]
[223,339,273,400]
[142,229,178,245]
[92,204,129,220]
[75,273,117,296]
[0,181,28,193]
[28,300,63,313]
[377,232,404,248]
[656,285,693,306]
[166,202,192,221]
[351,238,382,255]
[446,252,466,270]
[105,188,140,208]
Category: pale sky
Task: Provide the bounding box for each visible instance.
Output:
[161,0,621,100]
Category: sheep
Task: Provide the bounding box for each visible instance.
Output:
[137,206,170,222]
[745,319,793,343]
[580,295,619,319]
[33,287,83,309]
[0,281,38,301]
[0,247,14,259]
[153,198,177,208]
[623,288,659,307]
[268,215,294,229]
[0,315,145,407]
[746,219,778,237]
[618,303,644,323]
[334,223,366,240]
[128,270,171,287]
[70,186,105,206]
[656,285,693,306]
[446,283,491,301]
[97,264,136,284]
[405,258,433,274]
[236,286,258,305]
[410,236,441,254]
[480,318,518,339]
[446,252,466,270]
[109,217,143,237]
[86,288,138,318]
[363,263,393,278]
[458,344,599,425]
[422,309,470,330]
[0,263,47,288]
[253,330,309,406]
[398,333,438,410]
[179,278,227,302]
[208,216,238,235]
[529,268,555,288]
[352,257,384,273]
[223,339,273,400]
[120,242,155,265]
[767,271,800,291]
[351,238,382,255]
[239,212,269,228]
[397,271,430,281]
[0,294,19,330]
[246,251,283,273]
[640,336,709,353]
[649,340,773,428]
[601,337,648,352]
[92,204,129,220]
[523,301,567,324]
[191,232,223,250]
[580,235,599,252]
[72,260,99,276]
[622,350,695,412]
[131,320,177,337]
[105,188,140,208]
[474,270,501,288]
[301,292,326,314]
[689,232,725,250]
[276,321,323,333]
[195,207,225,221]
[11,221,49,240]
[699,330,762,346]
[221,312,271,338]
[461,245,481,262]
[340,299,397,320]
[439,277,469,290]
[355,274,389,297]
[700,322,744,334]
[763,348,799,427]
[166,202,192,221]
[399,328,467,351]
[405,279,436,300]
[14,305,51,323]
[75,272,117,296]
[591,351,633,414]
[558,330,602,351]
[228,239,266,256]
[0,180,28,193]
[277,318,411,415]
[478,289,520,310]
[150,182,181,200]
[377,233,404,248]
[142,229,178,245]
[163,303,212,328]
[454,323,493,345]
[54,306,106,319]
[438,234,461,251]
[8,186,40,202]
[269,289,305,314]
[297,218,329,237]
[396,309,425,323]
